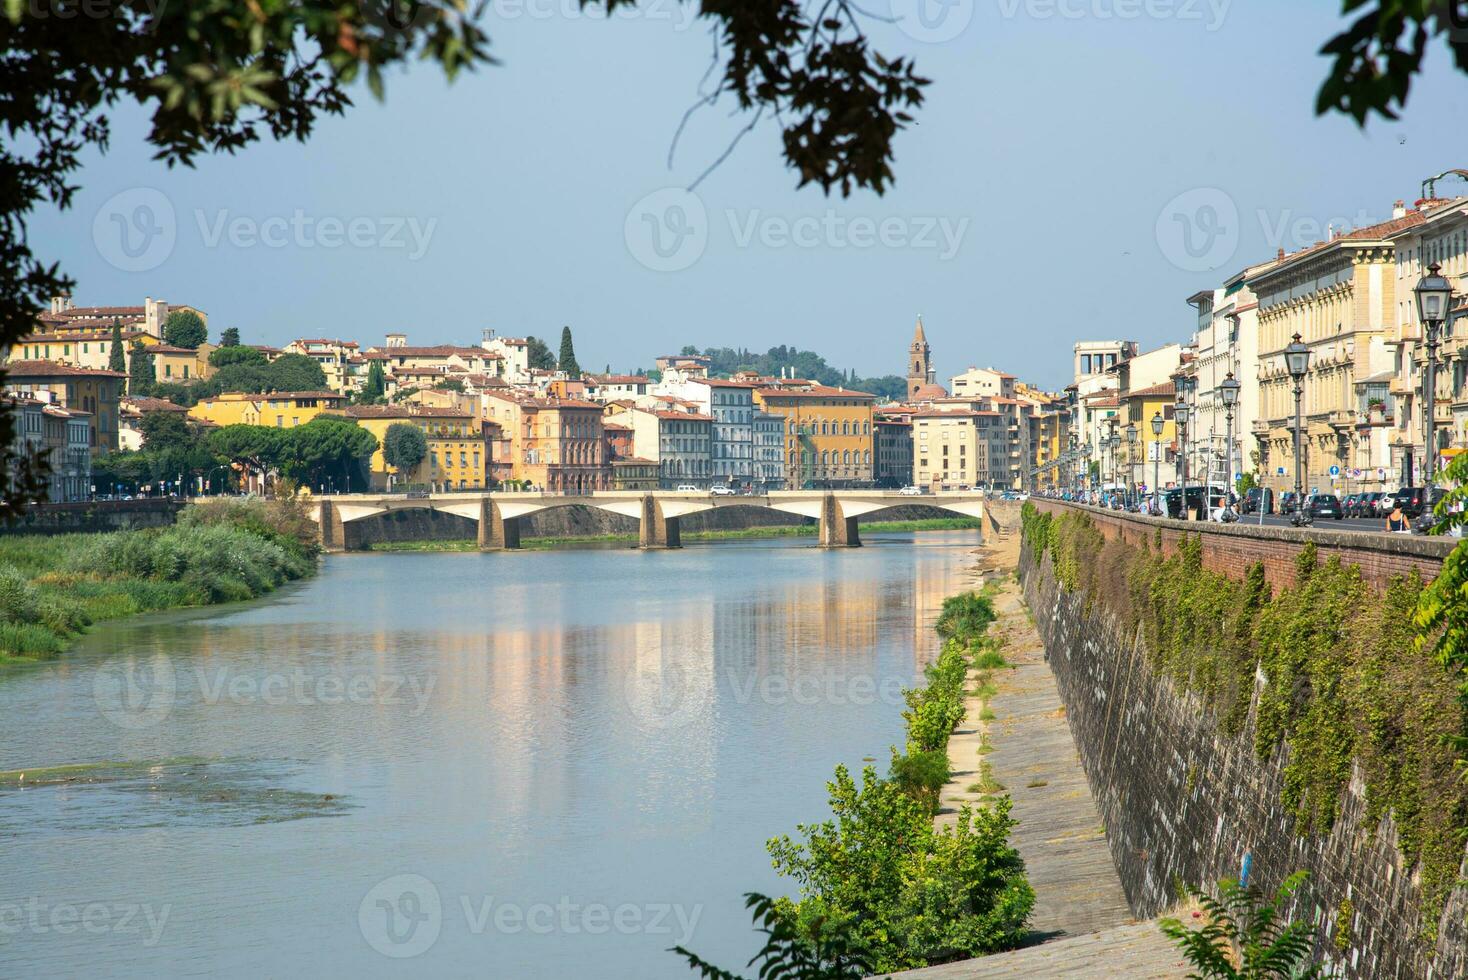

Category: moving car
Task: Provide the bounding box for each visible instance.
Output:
[1306,493,1343,520]
[898,485,924,496]
[709,485,736,496]
[675,484,700,492]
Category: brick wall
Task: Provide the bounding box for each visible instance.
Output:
[1027,499,1455,590]
[1020,535,1468,979]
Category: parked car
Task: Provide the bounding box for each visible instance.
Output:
[675,484,700,492]
[1341,493,1361,517]
[898,485,924,496]
[1279,491,1300,514]
[709,485,736,496]
[1366,491,1390,517]
[1391,486,1427,517]
[1306,493,1343,520]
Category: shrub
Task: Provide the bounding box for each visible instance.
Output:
[935,591,996,640]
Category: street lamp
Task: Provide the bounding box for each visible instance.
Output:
[1284,331,1312,526]
[1220,371,1241,522]
[1150,410,1164,514]
[1415,262,1454,488]
[1174,396,1190,520]
[1126,422,1138,501]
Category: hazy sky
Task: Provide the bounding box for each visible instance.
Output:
[31,1,1468,391]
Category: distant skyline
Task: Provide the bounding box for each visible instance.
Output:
[30,2,1468,392]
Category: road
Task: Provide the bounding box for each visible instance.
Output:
[1099,509,1405,535]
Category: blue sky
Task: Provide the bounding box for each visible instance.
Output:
[31,0,1468,390]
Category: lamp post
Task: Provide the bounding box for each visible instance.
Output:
[1126,422,1139,504]
[1284,332,1312,527]
[1150,410,1164,515]
[1174,396,1190,520]
[1220,371,1240,522]
[1415,262,1453,489]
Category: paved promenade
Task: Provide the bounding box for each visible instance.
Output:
[902,522,1186,978]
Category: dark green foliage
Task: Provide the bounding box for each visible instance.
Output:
[673,893,873,980]
[1159,872,1325,978]
[557,325,580,377]
[218,327,240,348]
[1315,2,1468,125]
[162,310,207,348]
[360,360,388,403]
[525,336,556,371]
[208,345,268,369]
[107,320,126,373]
[678,345,905,399]
[127,340,155,395]
[382,422,428,473]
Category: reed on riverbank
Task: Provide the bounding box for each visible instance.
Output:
[361,517,983,552]
[0,498,320,665]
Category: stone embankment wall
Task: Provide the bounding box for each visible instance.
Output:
[3,499,186,535]
[1017,505,1468,979]
[341,503,964,547]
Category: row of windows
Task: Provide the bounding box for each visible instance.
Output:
[787,450,872,466]
[784,419,871,436]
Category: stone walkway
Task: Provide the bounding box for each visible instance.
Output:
[904,523,1185,978]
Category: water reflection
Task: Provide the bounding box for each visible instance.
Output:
[0,531,981,979]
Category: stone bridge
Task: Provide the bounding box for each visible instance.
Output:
[308,490,986,551]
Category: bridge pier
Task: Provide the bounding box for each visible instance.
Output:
[638,495,681,549]
[818,494,860,548]
[318,500,348,553]
[477,499,522,550]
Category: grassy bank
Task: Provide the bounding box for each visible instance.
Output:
[363,516,984,552]
[0,498,320,666]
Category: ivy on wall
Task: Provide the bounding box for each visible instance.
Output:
[1021,504,1468,939]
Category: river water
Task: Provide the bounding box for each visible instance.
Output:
[0,531,981,978]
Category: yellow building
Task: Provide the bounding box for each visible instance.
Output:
[189,390,347,428]
[10,329,158,370]
[334,405,487,491]
[152,343,216,383]
[753,383,876,488]
[2,360,124,455]
[1118,381,1178,491]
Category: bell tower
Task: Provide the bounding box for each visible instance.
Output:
[906,315,934,400]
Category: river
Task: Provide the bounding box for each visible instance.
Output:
[0,531,982,978]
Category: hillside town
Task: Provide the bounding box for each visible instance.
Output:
[3,301,1068,499]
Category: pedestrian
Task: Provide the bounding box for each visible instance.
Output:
[1386,499,1408,533]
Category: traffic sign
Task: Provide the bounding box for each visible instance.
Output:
[1328,465,1340,477]
[1276,466,1286,476]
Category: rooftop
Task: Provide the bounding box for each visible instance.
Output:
[3,359,125,379]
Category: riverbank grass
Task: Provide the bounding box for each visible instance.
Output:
[0,498,320,666]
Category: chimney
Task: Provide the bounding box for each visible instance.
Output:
[1393,199,1407,219]
[1277,247,1285,261]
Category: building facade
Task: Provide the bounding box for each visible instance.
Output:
[189,390,347,429]
[874,414,913,487]
[336,405,487,492]
[906,316,935,401]
[2,360,123,454]
[754,384,876,489]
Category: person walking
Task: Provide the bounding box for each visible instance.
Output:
[1386,499,1408,533]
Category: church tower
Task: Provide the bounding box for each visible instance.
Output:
[906,315,935,400]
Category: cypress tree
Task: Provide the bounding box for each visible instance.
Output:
[557,325,580,377]
[107,319,126,373]
[127,340,155,395]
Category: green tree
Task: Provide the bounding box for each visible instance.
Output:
[208,425,285,484]
[1415,449,1468,765]
[278,416,378,490]
[127,340,155,396]
[675,893,873,980]
[432,377,464,392]
[382,422,428,477]
[138,411,193,453]
[766,765,1033,973]
[557,325,581,376]
[267,353,329,392]
[1159,872,1324,978]
[360,360,387,403]
[218,327,240,348]
[107,319,126,373]
[209,345,268,369]
[525,335,555,372]
[163,310,207,348]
